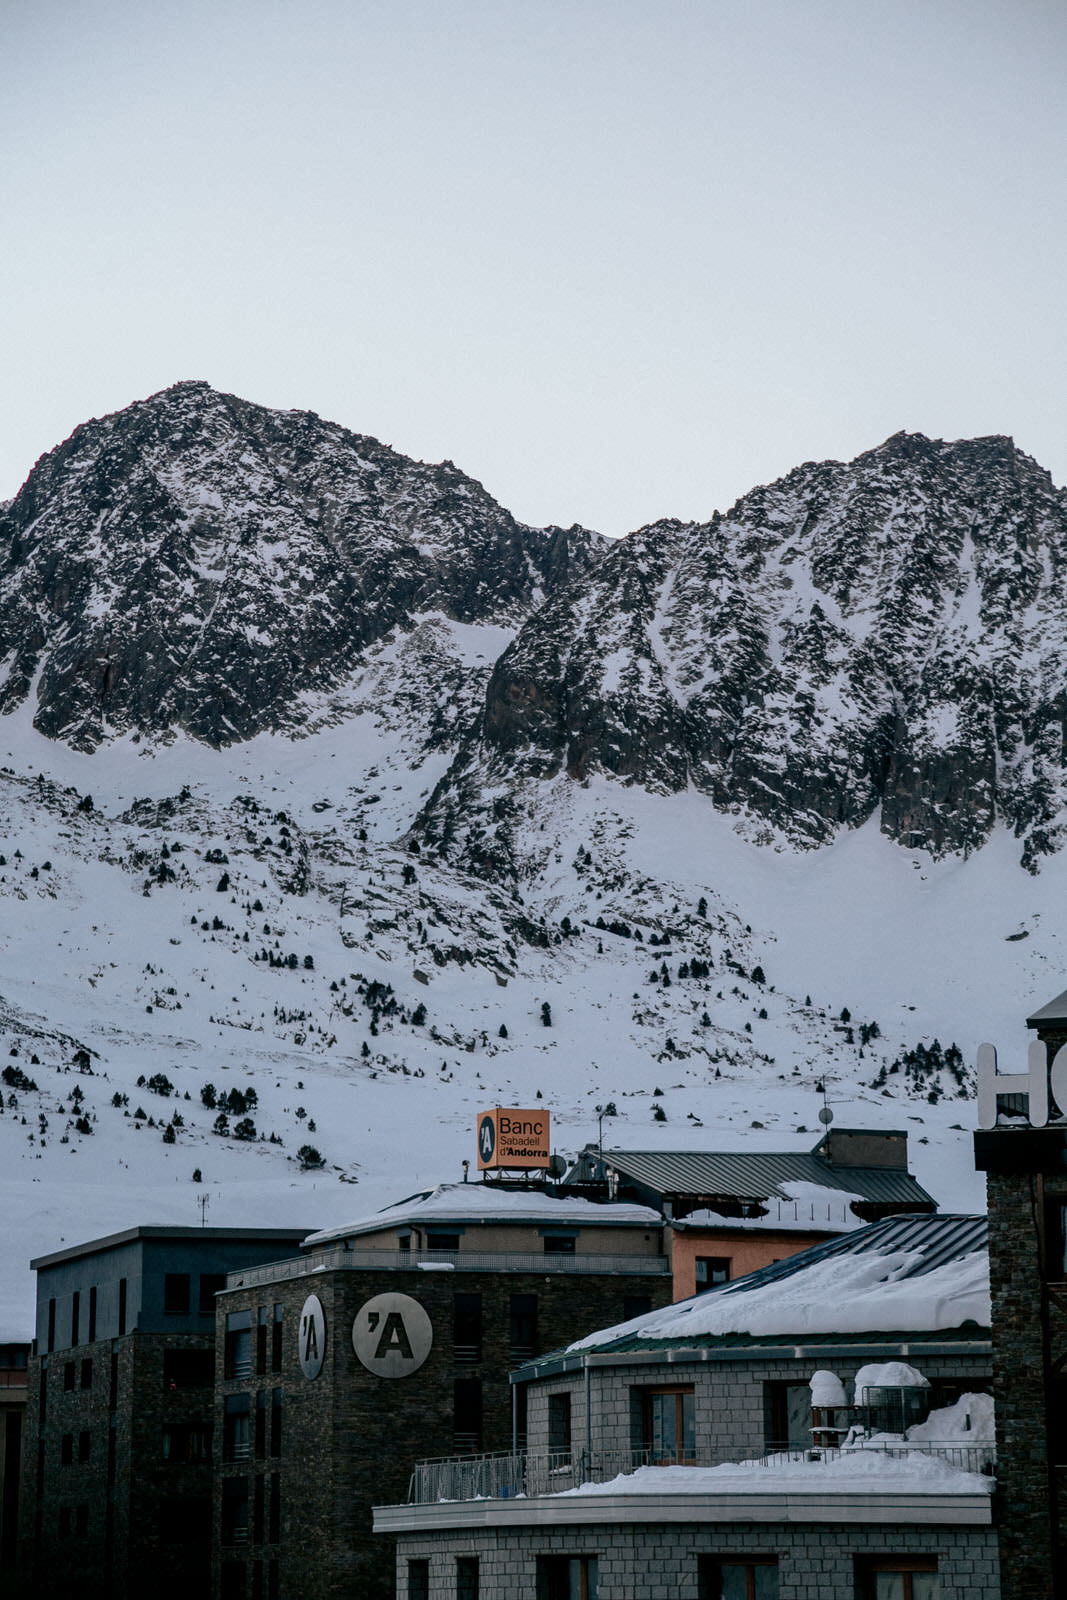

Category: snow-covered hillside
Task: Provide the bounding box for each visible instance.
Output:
[2,391,1061,1339]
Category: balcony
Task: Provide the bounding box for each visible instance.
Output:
[227,1246,669,1291]
[407,1441,997,1504]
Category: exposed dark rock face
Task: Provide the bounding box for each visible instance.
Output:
[423,431,1067,869]
[0,381,602,748]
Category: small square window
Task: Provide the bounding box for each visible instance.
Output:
[543,1234,576,1254]
[695,1257,730,1288]
[427,1232,461,1252]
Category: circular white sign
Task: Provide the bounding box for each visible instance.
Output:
[298,1293,326,1379]
[352,1292,433,1378]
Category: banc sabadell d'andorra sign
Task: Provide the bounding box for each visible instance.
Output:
[298,1107,552,1380]
[977,1037,1067,1127]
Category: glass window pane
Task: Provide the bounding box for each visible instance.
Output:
[912,1577,939,1600]
[682,1392,695,1457]
[874,1576,906,1600]
[754,1566,779,1600]
[719,1568,748,1600]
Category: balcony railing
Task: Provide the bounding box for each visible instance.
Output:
[227,1246,669,1291]
[408,1441,997,1504]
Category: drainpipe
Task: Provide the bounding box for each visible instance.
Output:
[585,1359,592,1471]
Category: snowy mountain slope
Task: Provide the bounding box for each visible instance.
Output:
[2,398,1065,1342]
[425,432,1067,871]
[0,381,601,748]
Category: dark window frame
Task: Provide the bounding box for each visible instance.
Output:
[637,1384,696,1465]
[855,1555,938,1600]
[698,1554,779,1600]
[163,1274,191,1316]
[537,1554,598,1600]
[695,1256,731,1288]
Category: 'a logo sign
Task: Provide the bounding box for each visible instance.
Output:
[298,1294,326,1380]
[352,1293,433,1378]
[479,1115,496,1163]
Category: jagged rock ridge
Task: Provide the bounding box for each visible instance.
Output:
[0,381,602,748]
[419,432,1067,870]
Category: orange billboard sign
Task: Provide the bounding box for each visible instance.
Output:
[477,1107,551,1171]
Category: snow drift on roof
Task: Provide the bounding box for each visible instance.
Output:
[303,1183,662,1245]
[557,1449,993,1498]
[568,1246,990,1350]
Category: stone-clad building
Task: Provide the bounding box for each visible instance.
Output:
[973,985,1067,1600]
[214,1184,670,1599]
[16,1224,309,1600]
[377,1213,999,1599]
[1,1340,29,1579]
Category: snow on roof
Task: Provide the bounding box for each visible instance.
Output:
[303,1183,662,1246]
[677,1181,867,1234]
[567,1221,990,1351]
[556,1450,993,1499]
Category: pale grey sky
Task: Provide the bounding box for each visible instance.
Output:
[3,0,1065,536]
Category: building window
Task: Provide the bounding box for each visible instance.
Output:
[252,1560,264,1600]
[224,1394,252,1461]
[427,1231,461,1252]
[75,1504,89,1537]
[268,1558,279,1600]
[270,1389,282,1458]
[271,1306,283,1373]
[255,1391,267,1459]
[61,1433,73,1467]
[623,1294,651,1321]
[47,1298,56,1353]
[158,1495,211,1542]
[78,1430,91,1464]
[509,1294,538,1362]
[163,1348,215,1390]
[200,1274,226,1315]
[856,1557,938,1599]
[268,1472,280,1542]
[253,1475,265,1544]
[88,1286,97,1343]
[537,1556,598,1600]
[453,1378,483,1453]
[221,1477,250,1545]
[634,1386,695,1465]
[80,1357,93,1390]
[763,1381,813,1451]
[699,1557,779,1598]
[118,1277,127,1336]
[164,1274,191,1315]
[256,1307,269,1375]
[695,1257,731,1289]
[221,1558,247,1598]
[71,1290,80,1347]
[542,1233,577,1254]
[63,1361,75,1392]
[109,1352,119,1409]
[456,1556,479,1600]
[548,1393,572,1460]
[515,1382,529,1450]
[162,1422,213,1462]
[226,1311,253,1379]
[453,1292,482,1364]
[408,1558,430,1600]
[58,1506,71,1538]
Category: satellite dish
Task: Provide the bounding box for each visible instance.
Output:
[818,1105,834,1125]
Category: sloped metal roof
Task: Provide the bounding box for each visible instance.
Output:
[515,1215,989,1374]
[1026,987,1067,1027]
[595,1148,934,1207]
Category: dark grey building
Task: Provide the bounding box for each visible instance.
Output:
[17,1224,309,1600]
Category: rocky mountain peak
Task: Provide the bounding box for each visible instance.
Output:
[0,384,603,749]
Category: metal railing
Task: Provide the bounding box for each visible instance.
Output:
[227,1246,669,1290]
[408,1441,997,1504]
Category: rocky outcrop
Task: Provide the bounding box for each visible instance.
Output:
[0,381,602,748]
[423,432,1067,868]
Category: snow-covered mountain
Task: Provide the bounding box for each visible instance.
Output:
[1,388,1062,1337]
